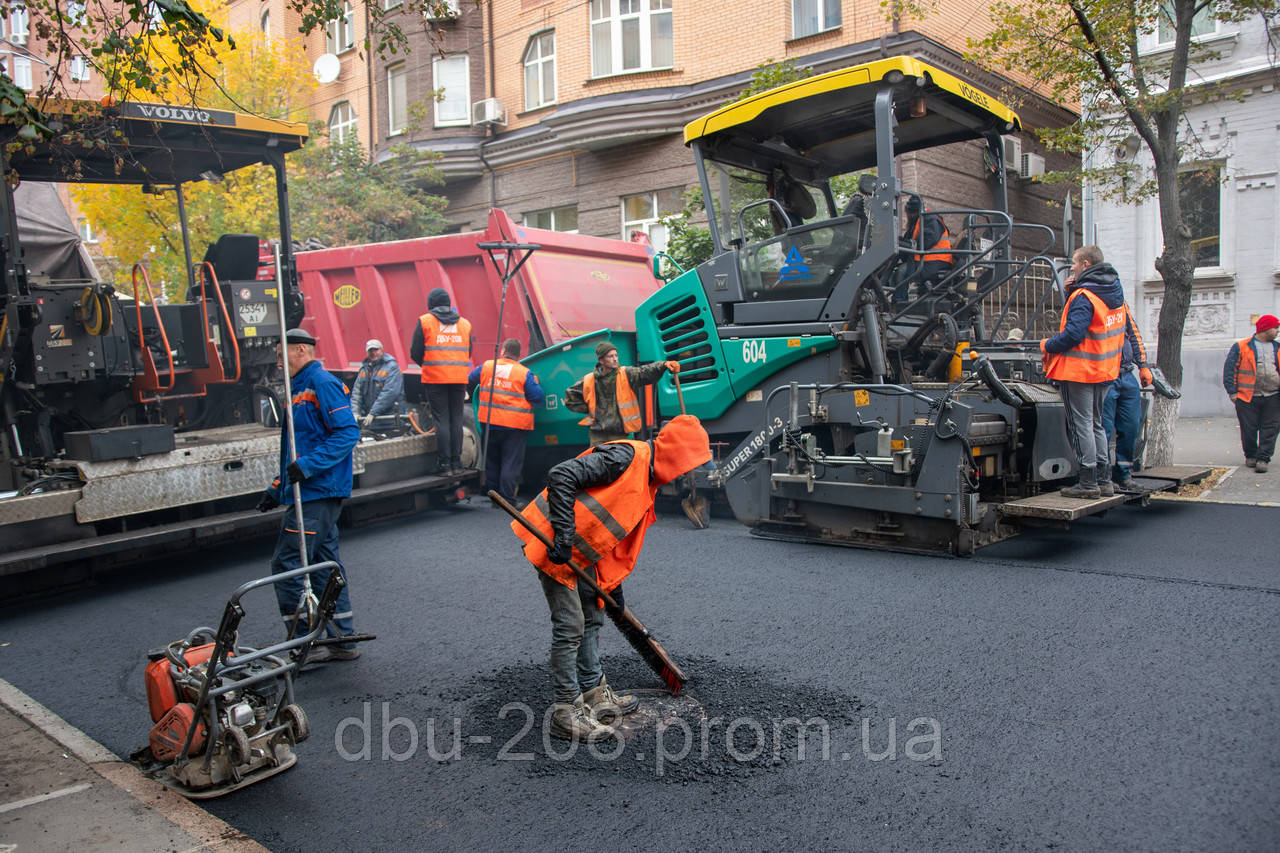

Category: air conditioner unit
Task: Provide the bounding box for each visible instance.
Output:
[1001,135,1022,172]
[1020,152,1046,180]
[472,98,506,126]
[425,0,459,20]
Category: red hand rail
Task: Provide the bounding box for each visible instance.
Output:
[197,262,242,383]
[131,263,176,396]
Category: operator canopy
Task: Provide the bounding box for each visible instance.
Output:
[683,56,1022,183]
[1,99,308,186]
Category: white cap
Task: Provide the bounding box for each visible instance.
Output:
[365,339,383,351]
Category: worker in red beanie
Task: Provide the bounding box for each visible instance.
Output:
[1223,314,1280,472]
[512,414,711,742]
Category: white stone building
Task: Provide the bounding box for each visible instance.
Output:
[1084,12,1279,416]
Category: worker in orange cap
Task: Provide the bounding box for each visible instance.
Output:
[511,414,711,743]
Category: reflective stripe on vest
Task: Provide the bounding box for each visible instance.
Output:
[1045,290,1126,383]
[477,358,534,430]
[911,214,954,264]
[418,314,471,384]
[1232,336,1278,403]
[579,370,642,433]
[512,440,653,589]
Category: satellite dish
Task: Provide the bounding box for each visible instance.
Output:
[313,53,341,84]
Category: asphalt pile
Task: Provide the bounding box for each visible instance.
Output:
[461,655,864,784]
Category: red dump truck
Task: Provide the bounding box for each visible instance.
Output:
[297,208,662,400]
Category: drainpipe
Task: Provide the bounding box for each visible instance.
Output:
[480,0,497,209]
[365,2,376,158]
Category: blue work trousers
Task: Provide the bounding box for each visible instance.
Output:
[484,425,527,503]
[1103,369,1142,478]
[271,497,356,648]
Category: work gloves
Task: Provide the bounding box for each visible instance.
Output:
[547,532,576,565]
[360,414,374,427]
[286,460,308,484]
[1139,367,1154,387]
[256,490,280,513]
[665,361,680,374]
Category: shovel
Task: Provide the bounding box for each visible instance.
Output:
[671,372,710,529]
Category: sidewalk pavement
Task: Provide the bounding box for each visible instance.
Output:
[1167,416,1280,506]
[0,419,1273,852]
[0,678,267,853]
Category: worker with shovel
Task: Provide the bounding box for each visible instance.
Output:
[509,414,710,743]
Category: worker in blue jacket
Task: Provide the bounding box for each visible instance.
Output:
[350,338,405,428]
[258,328,363,662]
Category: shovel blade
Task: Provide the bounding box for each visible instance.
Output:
[682,495,710,529]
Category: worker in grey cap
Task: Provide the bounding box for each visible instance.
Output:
[563,339,679,445]
[350,338,405,430]
[258,327,362,662]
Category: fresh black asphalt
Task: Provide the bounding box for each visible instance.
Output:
[1,497,1276,851]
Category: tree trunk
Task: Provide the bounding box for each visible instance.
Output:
[1145,117,1196,469]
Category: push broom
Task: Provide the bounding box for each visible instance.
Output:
[490,490,687,695]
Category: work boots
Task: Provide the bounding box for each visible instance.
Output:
[548,696,615,743]
[1060,466,1101,499]
[582,676,639,723]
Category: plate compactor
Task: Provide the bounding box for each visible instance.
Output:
[131,563,349,798]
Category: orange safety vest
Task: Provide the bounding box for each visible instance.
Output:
[476,358,535,430]
[911,214,953,264]
[579,370,642,433]
[513,440,656,591]
[1045,290,1126,383]
[417,314,472,384]
[1232,336,1280,402]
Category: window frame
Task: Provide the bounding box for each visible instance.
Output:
[621,190,672,250]
[259,8,270,35]
[1177,163,1222,270]
[9,4,29,45]
[11,55,32,90]
[328,100,357,145]
[77,218,97,244]
[522,29,556,112]
[387,62,408,136]
[525,206,578,233]
[69,55,90,83]
[791,0,841,40]
[326,2,356,54]
[432,54,471,127]
[589,0,673,79]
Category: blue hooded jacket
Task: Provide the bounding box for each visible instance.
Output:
[1043,262,1127,355]
[275,360,360,504]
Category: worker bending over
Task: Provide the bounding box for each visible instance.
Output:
[511,415,711,742]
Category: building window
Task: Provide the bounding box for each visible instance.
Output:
[69,55,90,82]
[77,218,96,244]
[1156,1,1216,44]
[425,0,460,19]
[433,55,469,126]
[11,55,31,90]
[9,4,29,44]
[523,30,556,111]
[621,189,681,250]
[66,2,87,25]
[388,63,408,135]
[526,206,578,233]
[590,0,672,78]
[1179,165,1220,268]
[259,9,270,35]
[792,0,841,38]
[328,101,357,145]
[326,2,355,54]
[384,0,403,8]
